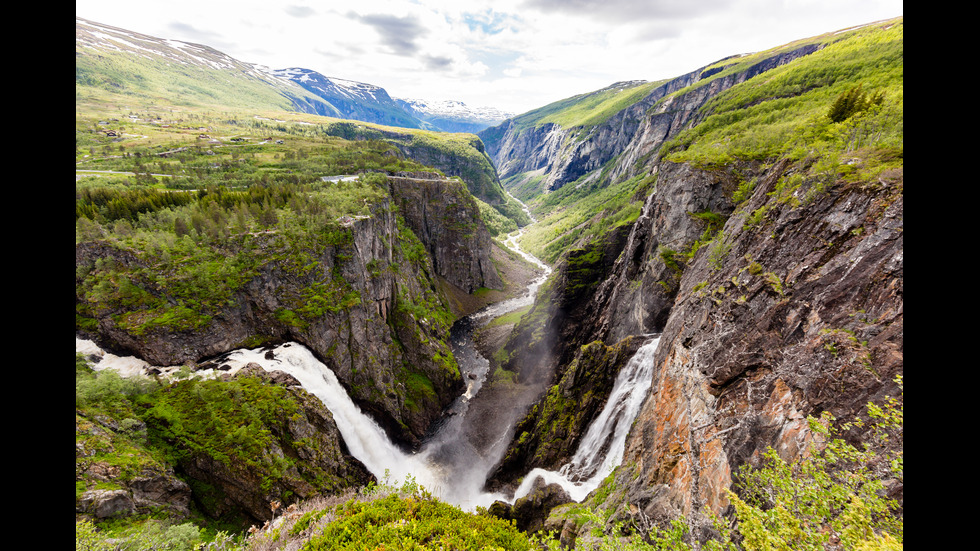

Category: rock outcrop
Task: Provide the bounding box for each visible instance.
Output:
[389,172,503,293]
[76,412,193,520]
[479,45,823,196]
[612,159,903,530]
[488,479,572,534]
[76,364,375,526]
[174,366,374,524]
[76,173,502,448]
[492,155,903,539]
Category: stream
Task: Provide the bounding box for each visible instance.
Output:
[75,198,661,511]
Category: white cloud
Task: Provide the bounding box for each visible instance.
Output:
[76,0,903,114]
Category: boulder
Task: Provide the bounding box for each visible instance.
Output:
[77,489,134,519]
[510,479,572,534]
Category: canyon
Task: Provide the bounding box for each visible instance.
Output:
[76,15,903,548]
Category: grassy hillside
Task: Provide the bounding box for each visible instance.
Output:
[511,172,655,265]
[76,40,327,115]
[513,17,902,265]
[663,19,903,173]
[509,80,664,132]
[75,95,525,228]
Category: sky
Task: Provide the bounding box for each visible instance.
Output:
[76,0,903,115]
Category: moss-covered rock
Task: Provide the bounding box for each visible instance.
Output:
[487,337,643,491]
[142,366,374,525]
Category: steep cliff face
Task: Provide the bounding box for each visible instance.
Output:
[319,121,510,209]
[389,172,503,293]
[606,157,902,522]
[76,173,502,448]
[602,45,823,187]
[492,154,903,535]
[486,160,741,489]
[488,336,644,489]
[486,20,903,537]
[480,44,822,196]
[480,121,569,184]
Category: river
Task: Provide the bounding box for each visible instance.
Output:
[75,199,661,511]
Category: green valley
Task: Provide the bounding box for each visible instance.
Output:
[77,12,902,551]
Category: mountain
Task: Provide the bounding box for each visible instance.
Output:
[266,69,512,133]
[266,67,427,129]
[396,98,514,134]
[76,17,509,134]
[482,16,903,540]
[75,17,333,114]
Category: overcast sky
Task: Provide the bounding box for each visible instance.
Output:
[76,0,903,115]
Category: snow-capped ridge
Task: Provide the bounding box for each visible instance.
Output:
[77,18,513,133]
[396,97,514,124]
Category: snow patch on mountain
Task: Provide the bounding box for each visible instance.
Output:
[397,98,513,124]
[78,18,514,133]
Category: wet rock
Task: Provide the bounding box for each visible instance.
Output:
[511,480,572,534]
[488,479,572,535]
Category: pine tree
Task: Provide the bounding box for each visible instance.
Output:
[828,84,885,123]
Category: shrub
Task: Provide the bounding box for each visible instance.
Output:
[728,376,903,550]
[827,84,885,123]
[301,491,535,550]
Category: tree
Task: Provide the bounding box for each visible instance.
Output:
[728,376,903,550]
[173,216,190,238]
[828,84,886,123]
[555,377,904,550]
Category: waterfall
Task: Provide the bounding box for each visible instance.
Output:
[75,195,659,511]
[218,342,512,510]
[74,334,660,509]
[511,336,660,503]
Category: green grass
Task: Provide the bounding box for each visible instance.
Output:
[663,18,903,177]
[302,492,535,550]
[487,304,533,327]
[517,172,654,264]
[76,185,367,336]
[513,80,664,132]
[76,36,327,114]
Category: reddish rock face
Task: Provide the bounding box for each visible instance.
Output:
[492,154,902,534]
[612,159,903,525]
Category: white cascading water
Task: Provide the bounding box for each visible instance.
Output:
[218,343,509,508]
[511,336,660,502]
[76,333,660,509]
[75,195,660,510]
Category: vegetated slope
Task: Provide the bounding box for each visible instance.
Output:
[487,16,902,544]
[75,17,331,114]
[77,18,512,135]
[76,358,374,529]
[76,17,527,229]
[298,117,526,223]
